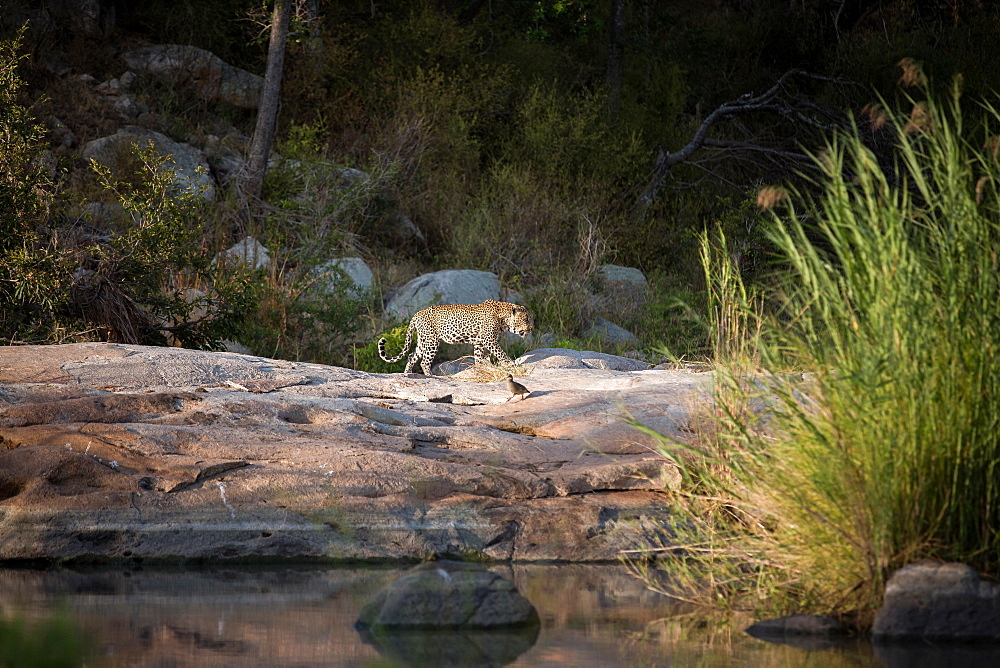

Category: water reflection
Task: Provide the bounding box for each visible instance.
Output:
[1,564,993,666]
[358,626,539,667]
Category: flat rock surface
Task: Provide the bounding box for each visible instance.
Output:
[0,343,712,563]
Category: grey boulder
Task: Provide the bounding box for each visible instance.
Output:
[873,561,1000,642]
[356,561,539,630]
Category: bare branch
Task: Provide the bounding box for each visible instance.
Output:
[633,70,864,220]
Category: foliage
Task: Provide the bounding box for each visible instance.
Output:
[641,271,710,362]
[0,27,66,341]
[83,143,258,347]
[632,77,1000,624]
[0,610,94,667]
[0,26,50,245]
[11,0,1000,372]
[237,258,369,364]
[0,29,255,347]
[354,324,409,373]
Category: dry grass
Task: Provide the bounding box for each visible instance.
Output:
[447,358,531,383]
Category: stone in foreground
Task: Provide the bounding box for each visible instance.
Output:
[872,561,1000,642]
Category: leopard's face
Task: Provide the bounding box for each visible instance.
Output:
[505,305,534,338]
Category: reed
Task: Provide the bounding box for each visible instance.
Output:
[636,77,1000,622]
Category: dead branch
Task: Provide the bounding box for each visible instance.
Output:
[633,70,862,220]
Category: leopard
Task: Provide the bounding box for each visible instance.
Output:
[378,299,534,375]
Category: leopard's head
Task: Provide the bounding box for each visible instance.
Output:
[506,304,534,338]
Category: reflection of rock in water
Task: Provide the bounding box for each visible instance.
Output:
[357,627,539,668]
[745,613,851,651]
[356,560,540,666]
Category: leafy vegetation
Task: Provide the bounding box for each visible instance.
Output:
[7,1,1000,361]
[630,76,1000,625]
[0,610,94,667]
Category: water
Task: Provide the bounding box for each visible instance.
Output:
[0,564,994,667]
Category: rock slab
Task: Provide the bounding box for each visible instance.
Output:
[0,343,711,563]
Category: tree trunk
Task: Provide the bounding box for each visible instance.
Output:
[606,0,626,114]
[244,0,294,201]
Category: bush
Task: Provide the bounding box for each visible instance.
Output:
[0,28,255,347]
[0,27,66,340]
[0,610,94,667]
[238,261,369,364]
[632,73,1000,624]
[354,324,409,373]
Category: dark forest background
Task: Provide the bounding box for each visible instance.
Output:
[3,0,998,363]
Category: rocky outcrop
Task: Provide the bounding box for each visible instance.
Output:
[0,343,708,563]
[122,44,263,110]
[214,236,270,270]
[582,317,640,347]
[355,560,539,665]
[596,264,649,294]
[516,348,650,371]
[872,561,1000,642]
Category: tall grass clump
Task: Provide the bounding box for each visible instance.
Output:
[633,74,1000,624]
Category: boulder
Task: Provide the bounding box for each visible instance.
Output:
[81,127,215,200]
[384,212,426,248]
[215,236,270,271]
[311,257,373,299]
[872,561,1000,642]
[47,116,76,149]
[110,94,148,121]
[356,561,540,665]
[516,348,650,371]
[431,356,478,376]
[597,264,649,291]
[384,270,501,322]
[122,44,263,110]
[356,561,539,630]
[203,134,248,186]
[582,317,640,347]
[590,264,649,325]
[42,0,115,38]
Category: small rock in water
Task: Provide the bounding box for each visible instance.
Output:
[355,561,540,666]
[355,560,539,630]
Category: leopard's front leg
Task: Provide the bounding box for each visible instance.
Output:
[483,340,514,368]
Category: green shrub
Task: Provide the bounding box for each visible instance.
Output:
[0,28,255,347]
[0,27,66,340]
[234,256,370,364]
[0,610,94,667]
[83,143,259,347]
[354,324,409,372]
[633,74,1000,623]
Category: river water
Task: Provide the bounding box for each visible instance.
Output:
[1,563,995,666]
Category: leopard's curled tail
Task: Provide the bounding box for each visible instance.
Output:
[378,322,415,363]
